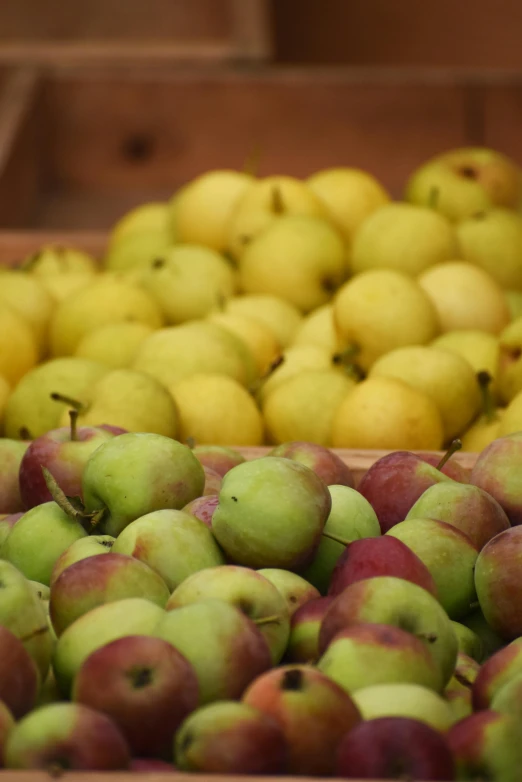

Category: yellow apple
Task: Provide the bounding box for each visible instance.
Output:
[419,261,510,334]
[208,312,281,377]
[75,322,156,368]
[109,202,171,247]
[24,245,98,276]
[505,290,522,321]
[432,330,500,398]
[262,369,355,446]
[171,170,255,252]
[0,305,38,387]
[291,304,344,353]
[307,167,390,242]
[0,271,54,356]
[224,295,302,348]
[497,390,522,437]
[169,373,264,446]
[104,231,173,273]
[497,316,522,403]
[333,269,440,372]
[351,203,458,277]
[331,376,444,450]
[256,344,341,403]
[239,214,347,313]
[0,374,10,428]
[456,209,522,290]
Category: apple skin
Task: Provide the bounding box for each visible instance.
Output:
[302,485,381,595]
[357,451,455,533]
[335,716,455,781]
[470,432,522,525]
[192,445,246,477]
[167,565,290,664]
[52,597,165,696]
[352,682,455,732]
[328,536,438,599]
[242,664,361,776]
[0,512,23,552]
[4,702,130,770]
[81,432,205,536]
[182,495,219,527]
[50,534,115,586]
[0,701,15,766]
[317,622,444,695]
[448,709,522,782]
[286,597,334,663]
[257,568,320,616]
[416,451,470,482]
[0,438,29,513]
[451,620,484,662]
[406,481,510,551]
[111,509,225,591]
[472,638,522,710]
[444,652,481,722]
[0,626,39,718]
[155,599,271,705]
[268,441,355,487]
[72,635,199,758]
[201,466,222,496]
[18,425,116,509]
[174,701,288,774]
[461,606,505,659]
[212,456,331,570]
[387,518,479,619]
[0,559,53,681]
[49,552,170,636]
[320,575,458,686]
[475,526,522,639]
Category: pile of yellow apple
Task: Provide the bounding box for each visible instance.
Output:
[2,146,522,453]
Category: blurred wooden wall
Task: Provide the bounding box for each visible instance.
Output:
[272,0,522,69]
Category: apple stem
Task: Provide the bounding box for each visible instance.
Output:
[50,392,86,414]
[69,409,79,442]
[332,344,364,380]
[476,371,498,424]
[185,437,197,449]
[243,142,262,177]
[253,614,282,626]
[416,631,438,644]
[321,530,350,546]
[42,467,85,521]
[271,185,285,214]
[248,354,285,396]
[435,439,462,472]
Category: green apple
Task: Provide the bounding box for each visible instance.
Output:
[386,518,479,619]
[111,509,225,590]
[81,432,205,536]
[448,710,522,782]
[104,229,172,273]
[52,597,165,695]
[302,485,381,594]
[352,683,455,732]
[167,565,290,663]
[3,502,87,586]
[108,201,171,247]
[257,568,319,616]
[155,599,271,704]
[212,456,331,570]
[451,620,485,662]
[50,535,115,586]
[456,208,522,290]
[404,147,522,221]
[350,202,458,277]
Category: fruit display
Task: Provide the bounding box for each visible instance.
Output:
[0,428,522,780]
[3,146,522,451]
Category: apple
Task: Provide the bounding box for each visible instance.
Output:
[0,512,23,552]
[0,439,28,513]
[4,702,130,770]
[335,716,455,781]
[470,432,522,525]
[352,682,455,732]
[448,710,522,781]
[182,495,219,527]
[451,620,484,662]
[406,481,510,550]
[285,597,334,664]
[212,456,331,570]
[268,441,355,487]
[2,501,87,586]
[19,420,116,510]
[81,432,205,536]
[155,599,271,704]
[174,701,288,774]
[0,626,39,718]
[201,466,222,496]
[166,565,290,664]
[192,444,246,477]
[257,568,319,617]
[0,701,14,766]
[111,509,225,591]
[302,484,381,594]
[472,638,522,710]
[445,653,481,721]
[73,635,199,758]
[320,576,458,686]
[49,552,170,636]
[52,597,165,696]
[386,518,479,619]
[317,622,444,695]
[0,560,53,681]
[475,526,522,639]
[461,606,505,660]
[50,534,115,586]
[328,536,437,599]
[242,664,360,776]
[357,450,455,533]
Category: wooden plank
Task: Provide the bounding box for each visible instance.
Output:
[230,0,273,62]
[481,81,522,162]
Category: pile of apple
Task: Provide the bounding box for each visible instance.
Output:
[1,420,522,780]
[3,146,522,451]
